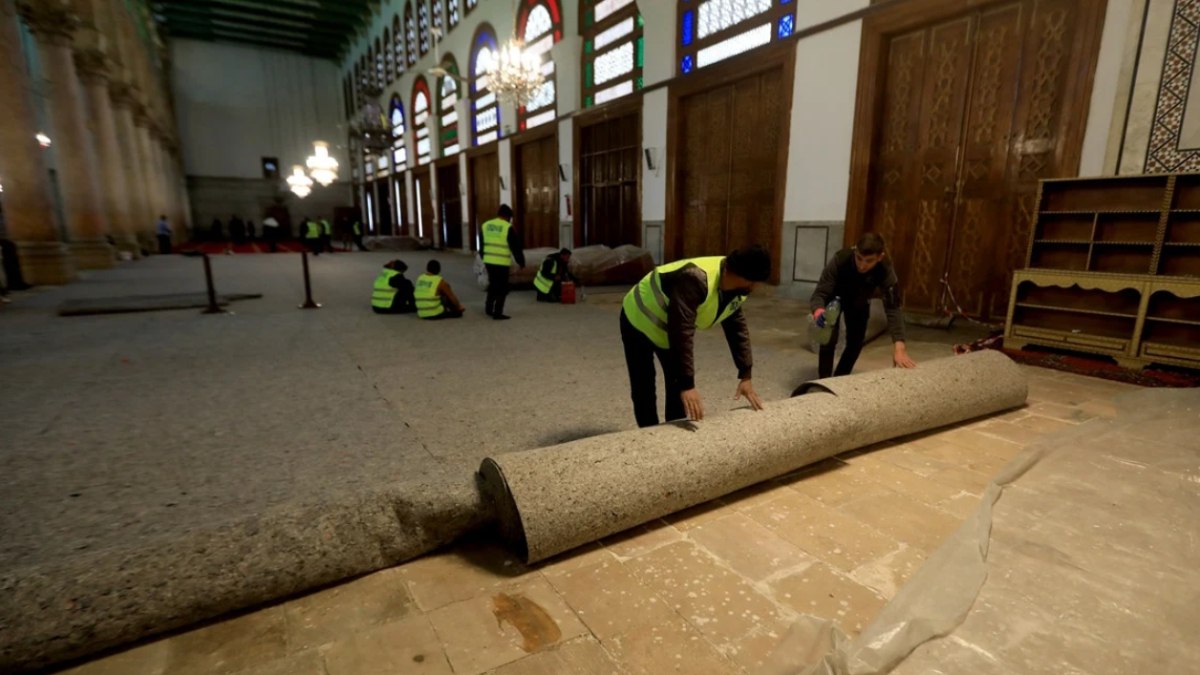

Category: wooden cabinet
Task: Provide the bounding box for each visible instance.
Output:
[1004,174,1200,369]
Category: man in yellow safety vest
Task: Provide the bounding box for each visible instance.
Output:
[534,248,577,302]
[414,260,465,320]
[479,204,524,320]
[371,259,416,314]
[620,245,771,427]
[302,217,322,256]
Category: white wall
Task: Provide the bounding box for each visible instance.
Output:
[1079,0,1141,176]
[172,39,347,179]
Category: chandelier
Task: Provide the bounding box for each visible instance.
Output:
[491,40,544,106]
[348,82,393,153]
[286,165,313,198]
[306,141,339,186]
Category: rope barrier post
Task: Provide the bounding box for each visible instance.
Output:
[201,253,225,314]
[299,250,321,309]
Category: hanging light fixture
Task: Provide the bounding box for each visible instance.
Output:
[36,132,52,148]
[306,141,339,186]
[286,165,313,198]
[491,38,544,106]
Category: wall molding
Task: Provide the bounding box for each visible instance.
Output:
[1147,0,1200,171]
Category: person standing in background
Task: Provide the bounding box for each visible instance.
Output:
[155,215,172,255]
[480,204,524,321]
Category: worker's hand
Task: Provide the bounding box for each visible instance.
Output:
[812,307,826,328]
[681,388,705,422]
[893,342,917,369]
[734,379,764,411]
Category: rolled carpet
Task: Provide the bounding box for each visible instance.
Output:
[479,350,1027,564]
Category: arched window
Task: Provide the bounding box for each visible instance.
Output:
[418,0,431,57]
[365,46,375,89]
[470,25,499,146]
[384,28,394,83]
[676,0,793,75]
[405,2,418,66]
[465,0,478,15]
[393,15,406,76]
[354,61,363,107]
[581,0,643,107]
[516,0,562,130]
[433,0,444,36]
[413,77,432,166]
[438,55,461,157]
[448,0,460,29]
[374,38,385,87]
[390,95,408,172]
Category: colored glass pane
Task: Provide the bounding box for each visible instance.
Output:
[696,21,771,67]
[777,13,793,39]
[698,0,770,39]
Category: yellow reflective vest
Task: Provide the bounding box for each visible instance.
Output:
[371,269,399,309]
[415,273,444,318]
[481,218,513,266]
[533,257,558,294]
[621,257,745,349]
[304,221,321,239]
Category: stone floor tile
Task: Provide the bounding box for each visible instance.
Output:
[56,640,170,675]
[837,490,963,555]
[545,556,679,641]
[1018,414,1080,435]
[322,613,452,675]
[909,436,1015,476]
[622,541,789,649]
[488,636,624,675]
[602,519,683,560]
[1076,398,1119,419]
[535,542,618,578]
[974,421,1051,447]
[777,459,889,508]
[426,574,588,674]
[742,490,898,573]
[768,562,888,636]
[398,539,534,612]
[227,649,326,675]
[937,490,987,520]
[721,479,792,512]
[687,512,816,582]
[160,606,288,675]
[661,498,731,531]
[602,617,737,675]
[925,465,995,495]
[717,619,793,673]
[848,544,928,599]
[840,459,970,509]
[871,446,957,478]
[283,568,418,651]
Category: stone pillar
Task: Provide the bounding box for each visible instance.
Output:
[75,48,137,256]
[16,0,114,269]
[108,82,145,257]
[132,107,159,248]
[0,0,74,284]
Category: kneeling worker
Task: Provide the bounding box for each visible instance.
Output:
[620,245,771,427]
[371,259,416,314]
[534,248,578,302]
[415,260,466,320]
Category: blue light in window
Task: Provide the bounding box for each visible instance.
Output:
[681,10,694,46]
[780,0,793,4]
[681,55,694,74]
[778,14,794,39]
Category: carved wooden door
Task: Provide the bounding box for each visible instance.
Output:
[579,111,641,248]
[437,162,463,249]
[870,0,1102,319]
[515,134,559,249]
[470,152,499,251]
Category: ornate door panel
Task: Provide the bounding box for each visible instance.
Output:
[579,111,641,248]
[679,85,733,258]
[470,152,499,251]
[515,134,559,249]
[437,163,463,249]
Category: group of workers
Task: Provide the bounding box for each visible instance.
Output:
[368,201,917,427]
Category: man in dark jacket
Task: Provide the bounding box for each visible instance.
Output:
[534,248,577,302]
[810,232,917,378]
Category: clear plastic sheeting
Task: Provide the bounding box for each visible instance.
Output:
[760,387,1200,675]
[474,244,654,289]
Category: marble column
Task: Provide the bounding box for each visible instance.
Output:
[108,82,145,257]
[0,0,74,284]
[16,0,114,269]
[75,48,137,256]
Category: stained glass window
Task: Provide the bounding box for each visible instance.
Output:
[471,25,500,146]
[413,77,432,166]
[405,2,418,66]
[374,39,384,88]
[390,95,408,172]
[448,0,460,29]
[383,29,394,83]
[418,0,431,56]
[581,0,642,108]
[393,15,406,77]
[516,0,562,130]
[438,56,461,157]
[676,0,792,74]
[432,0,444,36]
[465,0,478,14]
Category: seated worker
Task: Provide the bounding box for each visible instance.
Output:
[534,248,578,302]
[809,232,917,378]
[371,259,416,314]
[415,260,466,320]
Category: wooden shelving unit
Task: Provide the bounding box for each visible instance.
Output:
[1004,173,1200,370]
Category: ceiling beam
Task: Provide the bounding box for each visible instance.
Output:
[159,7,352,42]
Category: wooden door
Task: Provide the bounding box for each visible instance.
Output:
[674,67,783,273]
[862,0,1105,319]
[413,167,434,243]
[578,111,640,248]
[374,179,394,236]
[437,162,463,249]
[515,133,559,249]
[470,152,499,251]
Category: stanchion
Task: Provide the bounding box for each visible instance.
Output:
[299,250,321,309]
[201,253,225,314]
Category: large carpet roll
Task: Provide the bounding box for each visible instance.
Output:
[479,350,1027,563]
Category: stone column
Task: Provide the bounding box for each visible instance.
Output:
[0,0,74,284]
[16,0,114,269]
[108,82,146,257]
[75,48,137,256]
[132,106,159,248]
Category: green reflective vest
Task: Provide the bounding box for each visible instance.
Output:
[533,258,557,294]
[304,221,321,239]
[415,273,444,319]
[481,218,512,266]
[321,219,332,235]
[353,222,362,236]
[621,257,746,350]
[372,269,399,309]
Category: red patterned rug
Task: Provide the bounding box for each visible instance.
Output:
[175,241,338,255]
[954,334,1200,388]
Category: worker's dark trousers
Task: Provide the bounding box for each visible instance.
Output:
[156,235,171,255]
[818,303,870,379]
[485,264,510,317]
[306,238,322,256]
[620,312,685,428]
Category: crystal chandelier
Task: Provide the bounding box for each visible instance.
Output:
[491,40,544,106]
[286,165,313,198]
[306,141,339,186]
